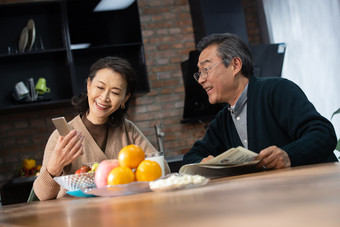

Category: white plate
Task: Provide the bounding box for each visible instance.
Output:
[26,19,36,51]
[81,181,151,197]
[18,26,28,53]
[149,173,209,192]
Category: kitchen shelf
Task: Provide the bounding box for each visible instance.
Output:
[0,0,149,114]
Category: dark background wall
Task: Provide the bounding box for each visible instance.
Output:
[0,0,264,187]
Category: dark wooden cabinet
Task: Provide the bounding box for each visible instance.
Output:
[0,0,149,113]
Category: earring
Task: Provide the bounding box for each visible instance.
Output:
[121,104,125,109]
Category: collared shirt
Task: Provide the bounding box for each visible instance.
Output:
[228,84,248,148]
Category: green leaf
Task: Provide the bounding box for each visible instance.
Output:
[336,139,340,152]
[331,108,340,120]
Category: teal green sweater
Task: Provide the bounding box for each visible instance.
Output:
[183,75,338,166]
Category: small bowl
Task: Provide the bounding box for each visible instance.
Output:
[54,172,95,191]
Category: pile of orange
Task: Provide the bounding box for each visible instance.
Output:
[107,144,162,186]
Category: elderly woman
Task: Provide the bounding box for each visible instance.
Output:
[34,56,168,200]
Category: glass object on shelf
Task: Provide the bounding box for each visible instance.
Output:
[7,43,18,54]
[38,35,45,51]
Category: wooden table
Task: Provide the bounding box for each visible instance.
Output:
[1,162,340,227]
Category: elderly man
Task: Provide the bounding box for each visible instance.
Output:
[183,33,338,169]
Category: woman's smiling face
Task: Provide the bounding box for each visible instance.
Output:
[86,68,130,125]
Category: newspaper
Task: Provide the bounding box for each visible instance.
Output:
[179,146,260,179]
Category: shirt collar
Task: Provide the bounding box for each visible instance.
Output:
[228,84,248,116]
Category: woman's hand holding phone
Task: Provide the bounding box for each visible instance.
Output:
[47,118,85,177]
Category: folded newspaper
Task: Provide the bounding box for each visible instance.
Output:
[179,146,261,179]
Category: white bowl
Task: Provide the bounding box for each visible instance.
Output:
[54,172,95,191]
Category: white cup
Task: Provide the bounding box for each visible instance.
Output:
[14,81,29,100]
[146,151,165,177]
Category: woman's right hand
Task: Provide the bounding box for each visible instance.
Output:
[46,130,84,177]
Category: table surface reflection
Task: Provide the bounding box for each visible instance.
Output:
[1,162,340,227]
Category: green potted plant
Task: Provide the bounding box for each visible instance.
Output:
[331,108,340,153]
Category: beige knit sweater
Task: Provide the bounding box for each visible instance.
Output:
[33,115,169,201]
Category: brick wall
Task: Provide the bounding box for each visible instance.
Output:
[0,0,262,187]
[242,0,262,44]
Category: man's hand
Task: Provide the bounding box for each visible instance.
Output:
[255,146,291,169]
[200,155,214,163]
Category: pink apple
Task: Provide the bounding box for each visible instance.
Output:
[95,159,119,188]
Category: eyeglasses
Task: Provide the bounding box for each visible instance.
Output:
[193,59,227,82]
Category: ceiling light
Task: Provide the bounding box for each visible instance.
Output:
[94,0,135,12]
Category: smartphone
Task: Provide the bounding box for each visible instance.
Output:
[52,117,71,136]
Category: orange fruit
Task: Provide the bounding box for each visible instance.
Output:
[107,166,135,186]
[118,144,145,169]
[135,160,162,182]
